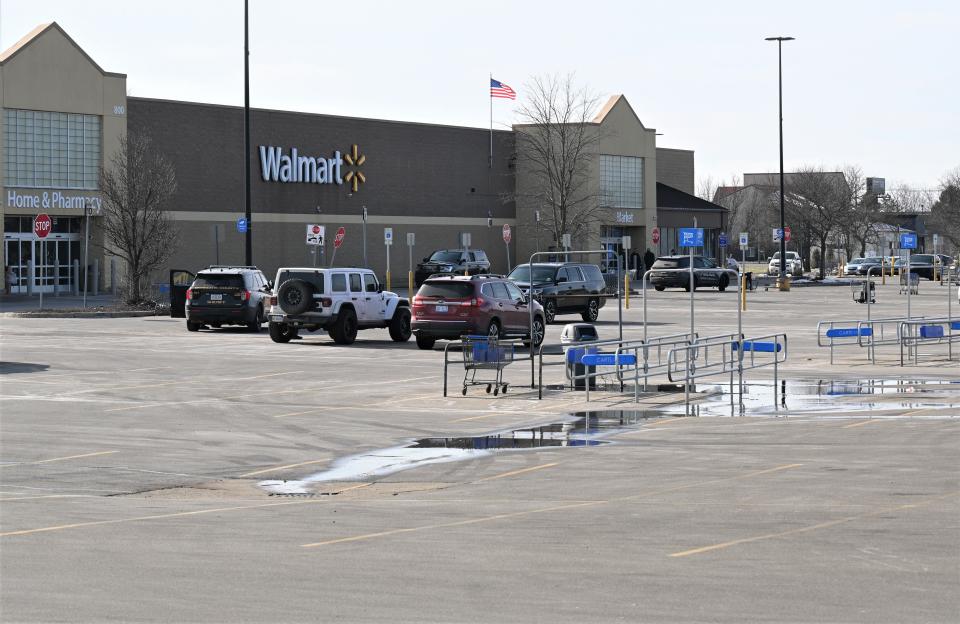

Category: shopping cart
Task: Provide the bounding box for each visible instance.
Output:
[460,335,514,396]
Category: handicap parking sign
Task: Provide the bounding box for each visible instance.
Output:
[899,232,917,250]
[678,227,704,247]
[719,233,728,247]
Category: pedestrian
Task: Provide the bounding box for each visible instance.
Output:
[726,254,740,271]
[5,266,16,293]
[669,248,676,256]
[643,248,656,274]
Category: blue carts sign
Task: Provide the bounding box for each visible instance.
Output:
[899,232,917,250]
[237,218,249,234]
[679,228,704,248]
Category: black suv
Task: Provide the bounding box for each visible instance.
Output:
[415,249,490,285]
[184,266,272,332]
[649,256,730,292]
[507,262,607,323]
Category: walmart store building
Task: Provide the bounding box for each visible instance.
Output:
[1,23,726,295]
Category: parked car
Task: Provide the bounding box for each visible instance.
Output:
[893,254,939,280]
[185,266,271,332]
[507,262,606,323]
[267,267,410,345]
[649,256,730,292]
[845,257,885,276]
[414,249,490,286]
[411,275,545,350]
[767,251,804,276]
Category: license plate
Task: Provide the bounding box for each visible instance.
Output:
[209,294,223,301]
[435,305,448,313]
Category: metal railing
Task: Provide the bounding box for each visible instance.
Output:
[899,318,960,366]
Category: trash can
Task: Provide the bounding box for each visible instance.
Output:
[561,323,598,391]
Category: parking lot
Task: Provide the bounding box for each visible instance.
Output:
[2,281,958,623]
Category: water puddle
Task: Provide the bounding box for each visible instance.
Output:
[667,378,960,417]
[259,410,657,494]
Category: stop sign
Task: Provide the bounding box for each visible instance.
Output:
[312,225,321,235]
[34,214,52,238]
[651,227,660,245]
[502,224,511,244]
[334,226,346,249]
[784,226,792,243]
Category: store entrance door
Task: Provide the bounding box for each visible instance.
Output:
[3,235,81,294]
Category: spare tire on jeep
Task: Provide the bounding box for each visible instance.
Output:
[277,279,314,315]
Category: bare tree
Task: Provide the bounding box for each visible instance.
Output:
[100,131,180,303]
[513,74,602,248]
[836,165,882,258]
[929,167,960,250]
[785,167,849,279]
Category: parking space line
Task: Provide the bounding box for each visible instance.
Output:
[669,491,959,558]
[474,462,558,482]
[842,419,889,429]
[0,451,117,467]
[0,494,94,501]
[273,408,324,419]
[239,459,329,477]
[301,500,604,548]
[301,463,803,549]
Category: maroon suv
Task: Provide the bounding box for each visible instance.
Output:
[411,275,546,350]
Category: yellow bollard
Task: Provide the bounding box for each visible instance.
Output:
[386,271,391,292]
[741,274,747,311]
[881,258,886,285]
[624,274,630,309]
[408,271,414,296]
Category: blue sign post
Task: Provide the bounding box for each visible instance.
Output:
[678,227,704,248]
[899,232,917,318]
[718,232,728,247]
[899,232,917,249]
[237,218,248,234]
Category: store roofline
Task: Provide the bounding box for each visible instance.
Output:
[126,96,515,135]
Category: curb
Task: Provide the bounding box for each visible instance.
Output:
[0,310,161,319]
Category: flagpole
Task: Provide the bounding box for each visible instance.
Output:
[489,73,493,169]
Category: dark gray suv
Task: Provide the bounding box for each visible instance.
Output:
[507,262,607,323]
[184,266,272,332]
[415,249,490,285]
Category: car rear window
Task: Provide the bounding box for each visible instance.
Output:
[428,251,462,264]
[418,282,474,298]
[581,265,603,281]
[653,258,688,269]
[277,271,324,292]
[193,273,244,288]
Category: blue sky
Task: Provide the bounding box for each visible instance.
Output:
[3,0,957,190]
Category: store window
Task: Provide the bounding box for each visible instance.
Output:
[600,155,644,209]
[4,109,101,189]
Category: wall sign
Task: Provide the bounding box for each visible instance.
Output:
[259,143,366,191]
[7,189,101,211]
[615,211,635,224]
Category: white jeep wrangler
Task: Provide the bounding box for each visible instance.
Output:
[268,267,411,345]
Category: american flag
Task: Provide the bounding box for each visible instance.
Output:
[490,78,516,100]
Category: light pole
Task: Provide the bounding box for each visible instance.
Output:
[765,35,794,291]
[362,204,368,267]
[243,0,252,266]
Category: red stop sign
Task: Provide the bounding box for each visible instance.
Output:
[783,226,792,243]
[334,226,346,249]
[34,213,52,238]
[502,224,511,244]
[312,225,321,235]
[651,227,660,245]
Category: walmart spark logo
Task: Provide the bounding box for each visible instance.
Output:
[344,144,366,192]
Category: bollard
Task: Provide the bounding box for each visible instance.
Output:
[741,274,747,311]
[624,274,630,309]
[92,259,100,296]
[111,258,117,296]
[27,259,35,296]
[73,260,80,295]
[408,271,414,297]
[881,258,886,285]
[386,270,391,292]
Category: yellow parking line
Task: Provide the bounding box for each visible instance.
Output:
[669,491,959,558]
[301,501,604,548]
[239,459,328,477]
[0,451,117,467]
[842,419,888,429]
[474,462,559,482]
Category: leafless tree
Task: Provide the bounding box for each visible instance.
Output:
[100,131,180,303]
[696,173,741,203]
[785,167,849,279]
[836,165,882,258]
[513,74,602,248]
[929,167,960,251]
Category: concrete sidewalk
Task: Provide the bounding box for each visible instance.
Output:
[0,294,119,313]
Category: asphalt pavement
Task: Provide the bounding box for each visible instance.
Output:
[1,280,958,623]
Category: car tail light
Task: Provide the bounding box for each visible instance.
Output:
[319,297,333,307]
[186,288,192,301]
[240,290,251,302]
[269,296,277,306]
[413,296,422,305]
